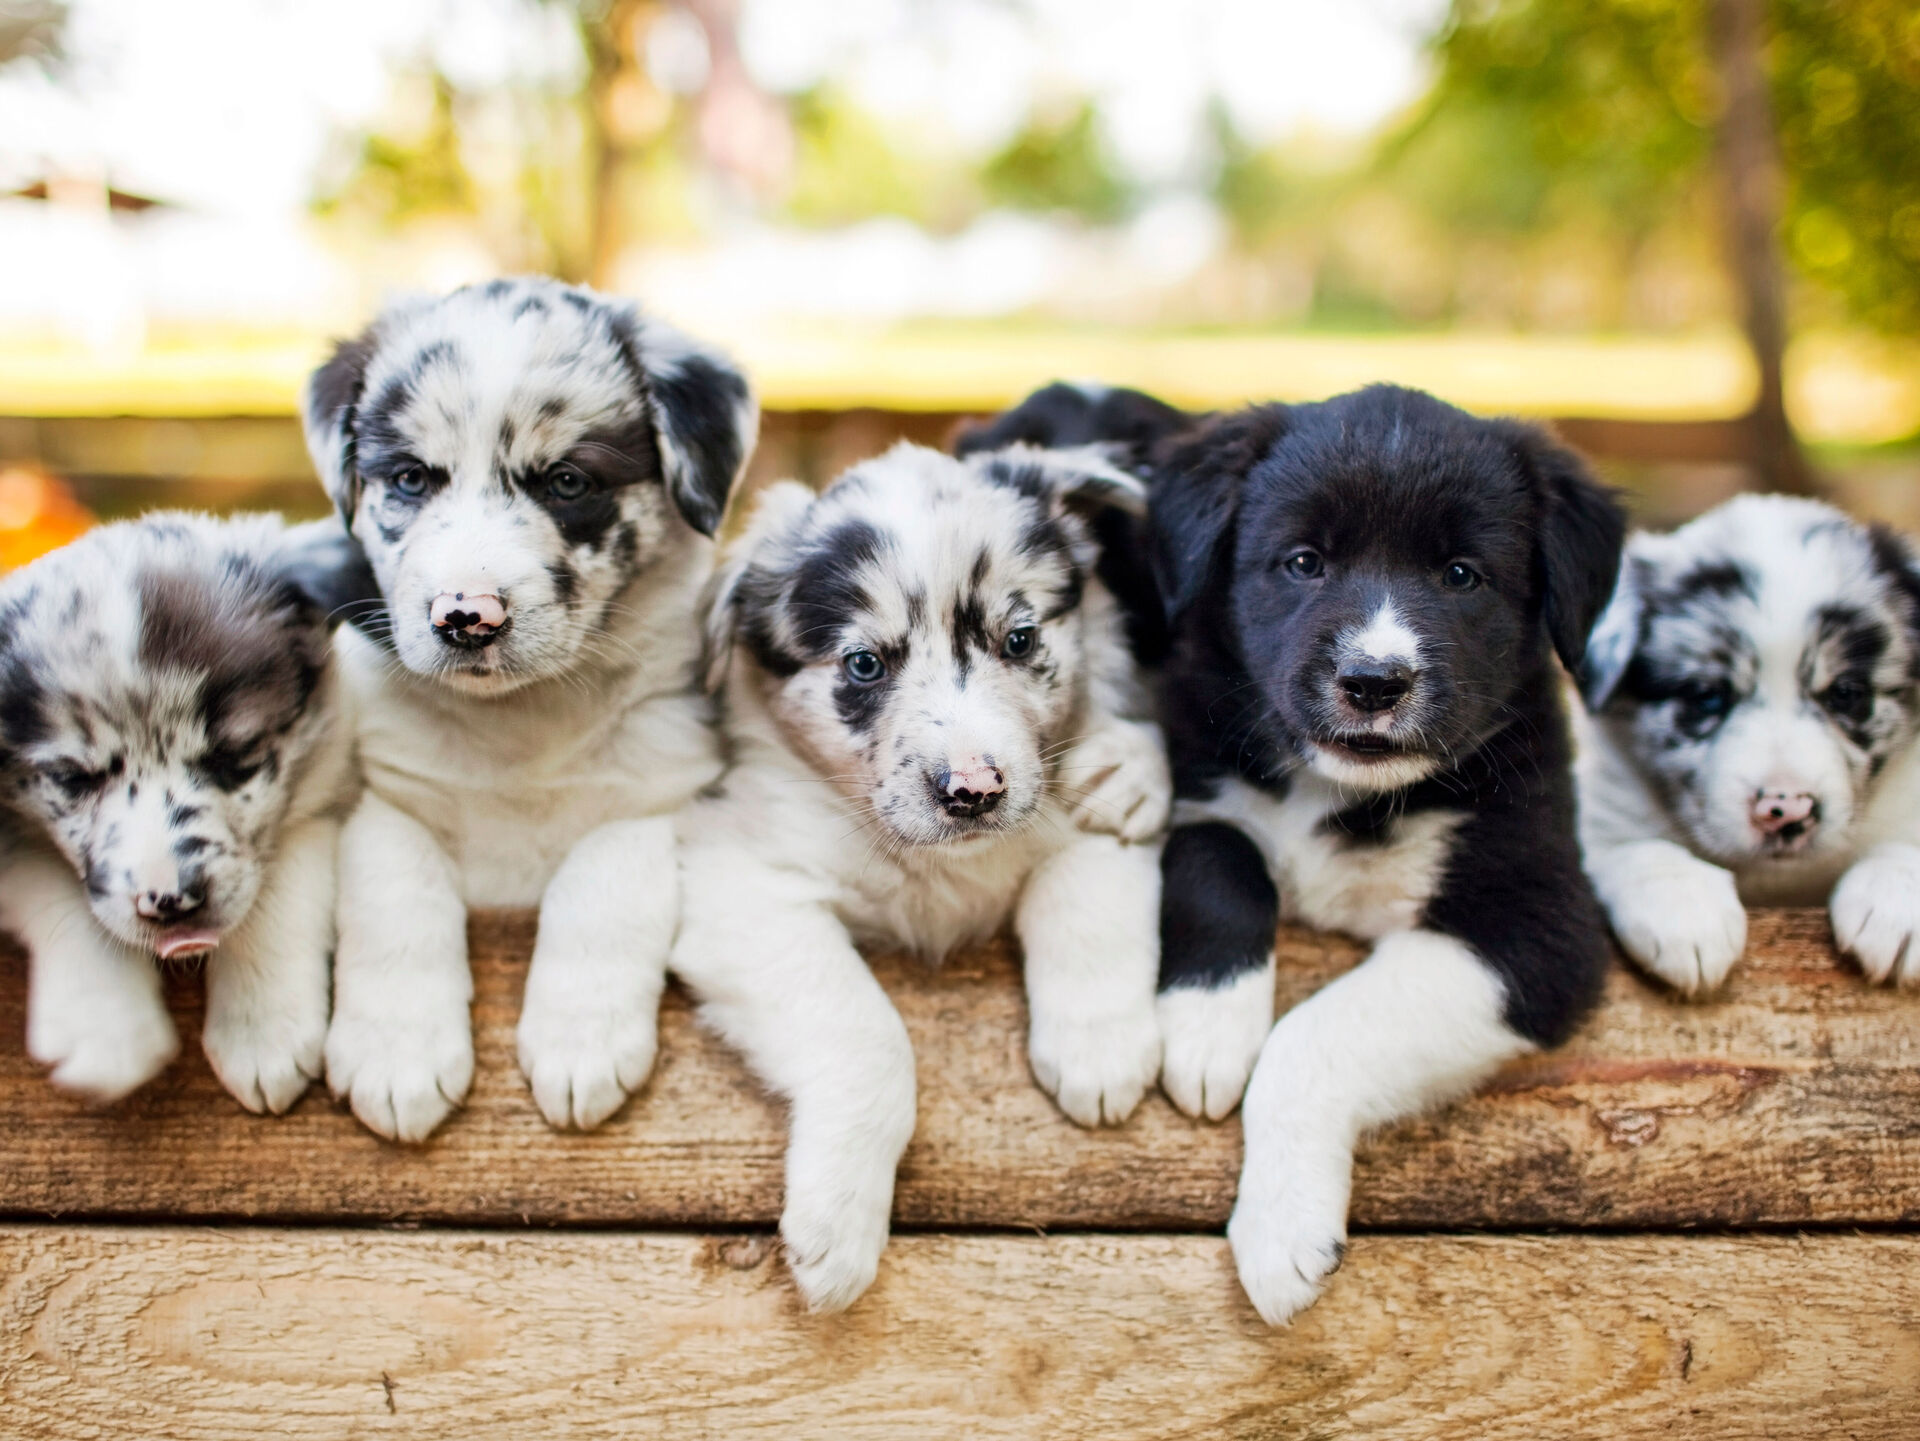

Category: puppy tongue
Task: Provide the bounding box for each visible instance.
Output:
[155,929,221,960]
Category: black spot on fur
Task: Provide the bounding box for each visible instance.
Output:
[787,520,886,660]
[1669,560,1755,604]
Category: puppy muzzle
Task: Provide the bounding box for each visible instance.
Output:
[431,590,508,650]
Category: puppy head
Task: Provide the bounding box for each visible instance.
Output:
[707,442,1144,846]
[1581,495,1920,869]
[303,276,757,695]
[1151,385,1624,791]
[0,515,342,958]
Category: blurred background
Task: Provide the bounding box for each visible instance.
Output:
[0,0,1915,560]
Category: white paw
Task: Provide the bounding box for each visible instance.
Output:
[203,992,327,1116]
[1604,851,1747,994]
[780,1163,894,1314]
[29,982,178,1104]
[1227,1144,1352,1327]
[1058,721,1172,842]
[1831,849,1920,986]
[1157,971,1272,1121]
[516,988,658,1131]
[325,1004,473,1143]
[1028,1003,1162,1127]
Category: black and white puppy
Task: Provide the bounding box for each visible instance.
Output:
[969,381,1625,1324]
[1578,494,1920,990]
[0,513,358,1110]
[676,441,1169,1312]
[304,276,756,1141]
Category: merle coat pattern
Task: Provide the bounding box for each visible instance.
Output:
[1578,494,1920,991]
[0,513,358,1110]
[675,441,1170,1313]
[302,276,756,1142]
[966,381,1625,1325]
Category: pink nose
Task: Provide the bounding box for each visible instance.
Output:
[938,760,1006,819]
[430,590,507,634]
[1752,788,1817,835]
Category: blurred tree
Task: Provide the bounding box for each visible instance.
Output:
[314,72,477,228]
[981,101,1134,223]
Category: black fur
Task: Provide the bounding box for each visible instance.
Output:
[1159,822,1280,990]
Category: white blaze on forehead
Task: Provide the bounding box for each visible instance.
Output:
[1346,600,1421,666]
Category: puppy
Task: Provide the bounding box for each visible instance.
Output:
[676,440,1170,1312]
[1577,494,1920,991]
[970,381,1625,1324]
[0,513,358,1111]
[302,276,756,1141]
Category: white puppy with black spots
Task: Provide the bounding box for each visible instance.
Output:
[0,513,359,1111]
[677,441,1170,1312]
[303,276,756,1141]
[1578,494,1920,991]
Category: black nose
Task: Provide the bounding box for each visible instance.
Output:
[136,887,205,921]
[435,614,498,650]
[933,767,1006,818]
[1338,662,1414,714]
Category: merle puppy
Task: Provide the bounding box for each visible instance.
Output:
[1579,494,1920,990]
[676,440,1169,1312]
[0,513,358,1110]
[304,276,755,1142]
[967,381,1626,1324]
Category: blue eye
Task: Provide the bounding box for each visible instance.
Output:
[844,650,886,684]
[390,466,430,498]
[1002,626,1037,659]
[1443,562,1481,591]
[1680,681,1734,722]
[1283,549,1323,579]
[546,464,591,502]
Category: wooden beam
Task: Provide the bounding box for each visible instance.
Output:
[1,910,1915,1230]
[2,1226,1915,1439]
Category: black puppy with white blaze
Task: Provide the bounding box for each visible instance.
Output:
[965,381,1626,1324]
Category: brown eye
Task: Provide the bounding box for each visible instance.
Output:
[1824,676,1872,722]
[1443,562,1481,591]
[1002,626,1037,659]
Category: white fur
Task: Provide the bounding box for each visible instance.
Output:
[1157,963,1274,1121]
[1347,599,1421,667]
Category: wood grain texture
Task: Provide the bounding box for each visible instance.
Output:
[3,1226,1917,1440]
[2,910,1916,1230]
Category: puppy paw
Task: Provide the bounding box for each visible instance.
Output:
[516,990,657,1131]
[203,995,327,1116]
[1157,974,1272,1121]
[1058,721,1171,842]
[781,1178,892,1314]
[29,988,178,1104]
[1228,1145,1352,1326]
[1028,1004,1161,1127]
[325,1006,473,1143]
[1831,847,1920,986]
[1603,851,1747,995]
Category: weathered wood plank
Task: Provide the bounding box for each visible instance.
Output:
[1,911,1916,1229]
[2,1226,1916,1440]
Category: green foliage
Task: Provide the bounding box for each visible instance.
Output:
[783,87,965,229]
[981,101,1133,222]
[313,72,477,225]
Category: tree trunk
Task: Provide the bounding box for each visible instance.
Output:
[581,0,650,290]
[1708,0,1816,495]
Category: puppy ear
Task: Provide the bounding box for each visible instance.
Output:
[1868,523,1920,649]
[699,479,814,692]
[954,381,1190,469]
[1500,421,1628,676]
[968,443,1148,517]
[618,312,759,539]
[1578,549,1646,709]
[273,517,383,636]
[303,331,379,531]
[1147,405,1289,621]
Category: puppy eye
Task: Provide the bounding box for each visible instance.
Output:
[46,762,109,799]
[546,464,592,502]
[390,466,430,498]
[1002,626,1038,659]
[197,745,264,790]
[1823,676,1873,722]
[843,650,887,685]
[1678,680,1735,725]
[1442,562,1481,591]
[1283,549,1323,579]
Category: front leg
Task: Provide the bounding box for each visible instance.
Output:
[1230,930,1532,1325]
[325,792,472,1142]
[1586,837,1747,994]
[517,815,676,1130]
[1055,717,1172,842]
[673,850,915,1314]
[1831,842,1920,986]
[202,817,338,1115]
[1155,821,1278,1121]
[1017,832,1162,1127]
[2,847,177,1102]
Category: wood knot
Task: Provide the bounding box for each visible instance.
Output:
[1596,1108,1662,1147]
[715,1235,776,1271]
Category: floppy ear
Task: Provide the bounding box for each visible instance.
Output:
[274,517,384,638]
[1147,404,1289,622]
[1578,549,1646,709]
[1499,421,1628,676]
[699,479,815,692]
[954,381,1192,470]
[617,312,759,539]
[302,331,380,531]
[969,443,1148,516]
[1868,523,1920,652]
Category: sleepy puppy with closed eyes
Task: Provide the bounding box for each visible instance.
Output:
[676,441,1170,1312]
[303,276,755,1142]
